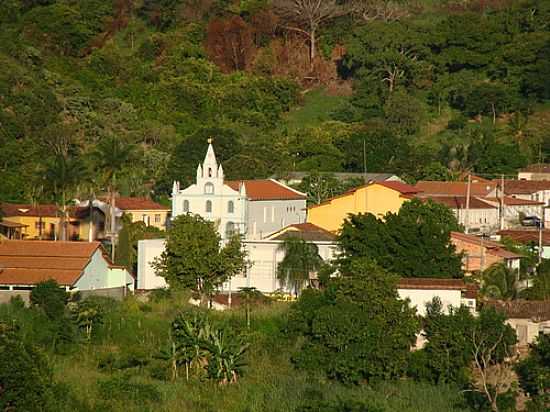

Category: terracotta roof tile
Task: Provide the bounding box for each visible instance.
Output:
[414,181,497,197]
[268,223,336,241]
[484,196,544,206]
[0,240,101,286]
[397,278,468,290]
[0,203,89,218]
[451,232,522,259]
[520,164,550,174]
[501,179,550,194]
[115,197,170,211]
[425,196,496,210]
[376,181,420,194]
[485,300,550,321]
[498,229,550,246]
[225,179,306,201]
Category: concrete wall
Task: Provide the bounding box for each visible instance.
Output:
[454,207,499,233]
[0,290,31,305]
[307,184,408,233]
[397,288,462,317]
[74,249,134,291]
[247,199,306,239]
[79,286,128,301]
[137,238,167,290]
[126,210,170,230]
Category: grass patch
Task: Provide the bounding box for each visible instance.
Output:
[283,88,349,130]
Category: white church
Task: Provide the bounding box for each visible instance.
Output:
[171,141,307,240]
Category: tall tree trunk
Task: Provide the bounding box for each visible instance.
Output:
[110,189,116,261]
[309,27,316,70]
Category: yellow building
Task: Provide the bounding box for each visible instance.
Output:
[306,181,420,233]
[0,203,96,240]
[115,197,170,230]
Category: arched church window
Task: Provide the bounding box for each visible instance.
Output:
[228,201,234,214]
[204,183,214,194]
[208,167,213,177]
[206,200,212,213]
[183,200,189,213]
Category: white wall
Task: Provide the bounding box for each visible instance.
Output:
[74,249,133,291]
[397,288,463,317]
[137,238,167,290]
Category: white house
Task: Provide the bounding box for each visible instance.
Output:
[136,223,338,293]
[171,143,307,240]
[0,240,134,302]
[397,278,477,317]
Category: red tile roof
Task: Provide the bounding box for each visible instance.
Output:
[414,181,497,197]
[0,240,101,286]
[397,278,469,291]
[485,300,550,321]
[451,232,522,259]
[483,196,544,206]
[425,196,496,210]
[501,180,550,195]
[225,179,306,201]
[498,229,550,246]
[268,222,336,241]
[115,197,170,211]
[0,203,88,218]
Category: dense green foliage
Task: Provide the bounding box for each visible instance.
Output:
[2,1,550,204]
[30,278,69,319]
[515,334,550,411]
[289,259,419,384]
[153,214,247,299]
[277,237,323,295]
[338,198,463,278]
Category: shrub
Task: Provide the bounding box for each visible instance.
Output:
[97,374,161,403]
[30,279,68,320]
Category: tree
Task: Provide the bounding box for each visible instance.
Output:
[153,214,247,305]
[338,198,463,278]
[30,279,68,320]
[42,154,87,241]
[272,0,352,69]
[0,323,56,412]
[289,259,419,383]
[277,237,323,296]
[515,334,550,411]
[92,135,134,261]
[72,298,104,341]
[238,286,261,329]
[481,263,518,301]
[206,16,255,72]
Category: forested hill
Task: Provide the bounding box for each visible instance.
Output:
[1,0,549,204]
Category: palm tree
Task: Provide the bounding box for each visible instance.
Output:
[277,237,323,297]
[238,287,260,329]
[92,136,134,260]
[43,154,86,241]
[481,263,518,300]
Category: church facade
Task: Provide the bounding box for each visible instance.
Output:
[171,143,307,240]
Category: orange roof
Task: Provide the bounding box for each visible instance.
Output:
[451,232,522,259]
[414,181,497,197]
[520,164,550,174]
[501,180,550,195]
[498,229,550,246]
[397,278,469,291]
[0,240,101,286]
[483,196,544,206]
[268,222,336,241]
[225,179,306,201]
[115,197,170,211]
[0,203,88,218]
[425,196,496,210]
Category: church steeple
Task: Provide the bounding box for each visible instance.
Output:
[202,139,218,178]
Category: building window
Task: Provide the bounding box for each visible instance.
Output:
[228,201,234,214]
[142,215,150,225]
[208,167,213,177]
[226,222,235,238]
[204,182,214,194]
[155,214,161,223]
[206,200,212,213]
[183,200,189,213]
[271,206,275,222]
[34,221,45,230]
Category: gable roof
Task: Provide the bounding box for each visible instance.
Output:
[114,197,170,211]
[267,223,337,242]
[225,179,306,201]
[485,300,550,321]
[415,181,497,197]
[483,196,544,206]
[498,229,550,246]
[0,203,90,218]
[0,240,101,286]
[426,196,497,210]
[451,232,522,259]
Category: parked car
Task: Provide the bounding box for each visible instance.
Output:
[521,216,542,227]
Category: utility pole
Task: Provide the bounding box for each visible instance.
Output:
[465,173,471,234]
[500,174,505,230]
